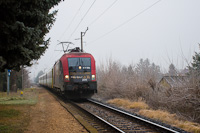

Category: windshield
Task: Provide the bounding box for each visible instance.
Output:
[68,58,91,71]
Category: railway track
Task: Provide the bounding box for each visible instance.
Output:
[74,99,187,133]
[47,88,187,132]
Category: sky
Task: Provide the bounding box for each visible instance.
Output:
[29,0,200,79]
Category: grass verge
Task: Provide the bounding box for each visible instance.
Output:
[107,98,200,133]
[0,88,38,133]
[0,105,31,133]
[0,88,38,105]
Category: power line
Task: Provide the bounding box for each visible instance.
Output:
[59,0,86,40]
[68,0,97,40]
[42,0,72,68]
[44,0,80,68]
[88,0,118,27]
[45,0,84,67]
[88,0,161,45]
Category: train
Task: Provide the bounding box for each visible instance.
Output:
[39,47,97,99]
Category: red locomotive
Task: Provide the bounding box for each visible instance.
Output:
[39,47,97,99]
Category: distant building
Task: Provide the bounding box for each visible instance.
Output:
[158,76,190,89]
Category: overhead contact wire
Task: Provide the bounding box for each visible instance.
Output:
[88,0,161,45]
[59,0,86,40]
[43,0,72,69]
[68,0,97,40]
[88,0,118,27]
[46,0,81,69]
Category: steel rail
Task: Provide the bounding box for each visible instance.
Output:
[88,99,181,133]
[46,87,125,132]
[70,101,126,133]
[94,115,125,133]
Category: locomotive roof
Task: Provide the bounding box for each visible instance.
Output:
[54,52,95,65]
[63,52,92,57]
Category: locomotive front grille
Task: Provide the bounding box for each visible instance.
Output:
[68,57,92,82]
[69,72,91,82]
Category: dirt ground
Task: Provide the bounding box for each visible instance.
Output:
[25,87,88,133]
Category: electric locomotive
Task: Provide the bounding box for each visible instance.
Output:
[39,47,97,99]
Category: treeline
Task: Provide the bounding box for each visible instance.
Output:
[97,58,162,99]
[34,70,44,83]
[96,49,200,123]
[0,69,30,92]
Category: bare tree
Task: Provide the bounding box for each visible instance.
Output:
[96,58,162,100]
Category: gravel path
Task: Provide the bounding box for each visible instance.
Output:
[25,87,88,133]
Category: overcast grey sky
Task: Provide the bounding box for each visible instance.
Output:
[29,0,200,78]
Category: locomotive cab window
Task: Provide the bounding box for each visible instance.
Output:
[68,58,91,72]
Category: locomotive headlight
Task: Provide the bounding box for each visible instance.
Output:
[65,75,69,80]
[92,75,95,80]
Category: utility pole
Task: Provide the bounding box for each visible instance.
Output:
[7,69,11,95]
[21,66,23,90]
[81,27,88,52]
[81,32,83,52]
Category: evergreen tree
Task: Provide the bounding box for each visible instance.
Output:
[35,70,44,83]
[135,58,161,82]
[0,0,63,71]
[168,63,177,76]
[188,45,200,87]
[190,52,200,72]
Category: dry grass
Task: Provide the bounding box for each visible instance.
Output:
[139,109,200,133]
[176,121,200,133]
[107,98,132,108]
[107,98,149,110]
[139,109,176,124]
[107,98,200,133]
[128,101,149,109]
